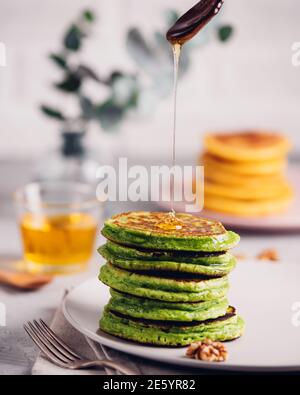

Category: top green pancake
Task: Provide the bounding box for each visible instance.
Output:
[101,211,239,252]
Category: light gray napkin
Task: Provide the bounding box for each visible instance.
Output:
[31,294,197,375]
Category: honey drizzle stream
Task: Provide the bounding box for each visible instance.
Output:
[162,1,225,231]
[157,43,184,231]
[170,43,182,217]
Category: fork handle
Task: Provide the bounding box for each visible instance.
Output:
[76,360,136,375]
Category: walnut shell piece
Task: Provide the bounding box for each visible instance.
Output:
[257,249,279,262]
[186,339,228,362]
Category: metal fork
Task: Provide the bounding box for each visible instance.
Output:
[24,319,135,375]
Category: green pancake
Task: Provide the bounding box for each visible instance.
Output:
[100,308,245,346]
[98,242,236,277]
[99,263,229,302]
[108,290,229,322]
[102,212,239,252]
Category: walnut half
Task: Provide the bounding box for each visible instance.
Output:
[257,248,279,262]
[186,339,228,362]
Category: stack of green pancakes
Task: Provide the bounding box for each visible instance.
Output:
[98,212,245,346]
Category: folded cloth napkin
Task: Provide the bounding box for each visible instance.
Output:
[32,292,199,375]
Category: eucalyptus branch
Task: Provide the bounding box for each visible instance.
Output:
[40,8,233,132]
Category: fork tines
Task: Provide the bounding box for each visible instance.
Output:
[24,319,83,368]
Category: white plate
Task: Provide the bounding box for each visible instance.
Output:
[63,261,300,372]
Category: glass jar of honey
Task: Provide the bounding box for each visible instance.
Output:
[14,182,101,275]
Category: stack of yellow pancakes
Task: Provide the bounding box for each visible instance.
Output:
[199,131,294,217]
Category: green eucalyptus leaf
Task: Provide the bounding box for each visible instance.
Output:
[77,65,102,82]
[64,24,82,51]
[83,9,95,23]
[40,105,66,120]
[108,71,124,85]
[165,9,179,26]
[80,96,95,119]
[126,28,159,76]
[49,53,67,69]
[94,99,124,131]
[55,73,81,92]
[112,75,139,108]
[218,25,233,42]
[126,90,139,109]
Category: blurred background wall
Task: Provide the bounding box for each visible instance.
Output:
[1,0,300,161]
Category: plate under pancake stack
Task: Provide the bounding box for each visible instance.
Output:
[199,131,294,217]
[98,211,244,346]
